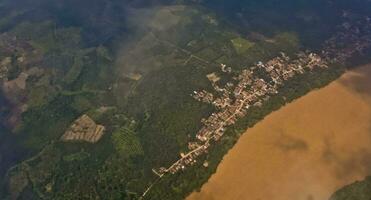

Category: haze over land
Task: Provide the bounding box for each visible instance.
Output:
[189,64,371,200]
[1,0,371,199]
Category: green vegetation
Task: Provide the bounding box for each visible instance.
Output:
[6,144,61,199]
[1,1,370,200]
[63,151,90,162]
[273,32,301,53]
[145,65,345,200]
[112,127,143,157]
[231,37,255,55]
[330,177,371,200]
[27,85,58,108]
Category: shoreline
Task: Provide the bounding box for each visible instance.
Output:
[187,64,371,200]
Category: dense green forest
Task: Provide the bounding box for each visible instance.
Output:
[0,0,371,199]
[330,177,371,200]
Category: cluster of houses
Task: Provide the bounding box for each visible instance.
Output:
[158,17,371,175]
[0,34,33,56]
[192,90,214,104]
[0,34,46,130]
[261,52,328,83]
[0,34,41,81]
[140,13,371,200]
[150,12,371,178]
[0,57,11,80]
[158,51,329,176]
[322,14,371,64]
[166,142,211,174]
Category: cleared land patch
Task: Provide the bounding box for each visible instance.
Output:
[230,37,255,55]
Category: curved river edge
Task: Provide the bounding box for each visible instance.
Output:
[187,64,371,200]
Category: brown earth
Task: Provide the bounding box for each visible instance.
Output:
[188,64,371,200]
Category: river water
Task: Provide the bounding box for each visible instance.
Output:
[188,64,371,200]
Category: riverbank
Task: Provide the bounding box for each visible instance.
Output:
[188,64,371,200]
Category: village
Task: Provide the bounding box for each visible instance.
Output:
[151,14,371,177]
[156,51,328,175]
[323,14,371,63]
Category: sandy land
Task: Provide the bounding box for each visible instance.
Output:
[188,64,371,200]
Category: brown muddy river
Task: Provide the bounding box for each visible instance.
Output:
[188,64,371,200]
